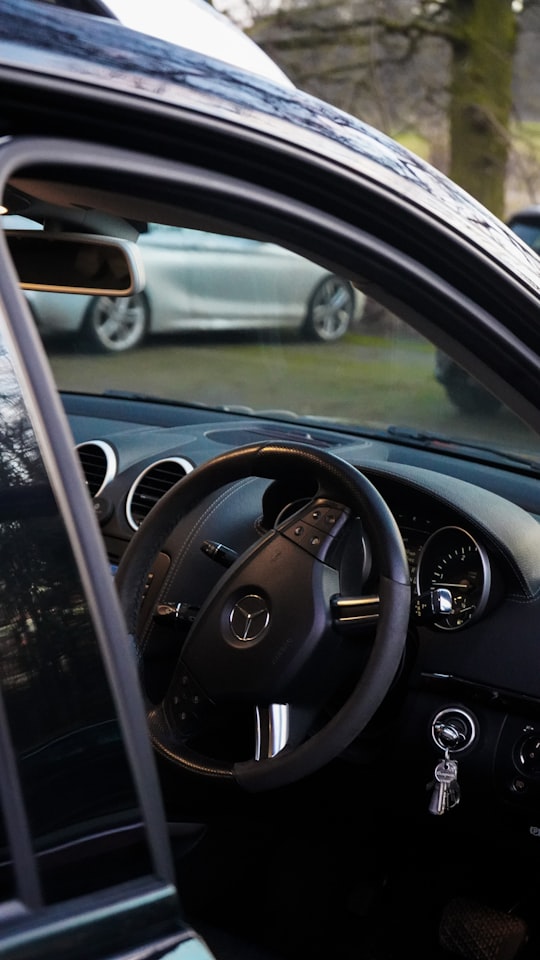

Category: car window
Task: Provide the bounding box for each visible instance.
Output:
[0,330,156,907]
[3,140,540,478]
[8,209,538,468]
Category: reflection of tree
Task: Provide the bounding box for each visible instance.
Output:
[0,359,44,489]
[0,349,115,753]
[0,346,140,850]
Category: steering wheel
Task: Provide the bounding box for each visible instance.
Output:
[115,442,410,792]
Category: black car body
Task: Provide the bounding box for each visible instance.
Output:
[435,204,540,415]
[3,3,540,960]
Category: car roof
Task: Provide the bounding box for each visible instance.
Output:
[2,0,540,301]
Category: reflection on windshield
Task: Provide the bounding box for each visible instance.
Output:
[20,222,540,465]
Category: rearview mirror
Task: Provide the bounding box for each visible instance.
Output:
[4,231,145,295]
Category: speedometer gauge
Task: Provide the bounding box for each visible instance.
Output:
[416,526,491,630]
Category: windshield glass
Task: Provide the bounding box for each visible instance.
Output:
[5,214,539,467]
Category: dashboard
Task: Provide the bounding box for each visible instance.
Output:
[64,391,540,837]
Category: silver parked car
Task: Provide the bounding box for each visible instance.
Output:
[19,222,365,352]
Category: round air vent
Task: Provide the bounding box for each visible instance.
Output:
[76,440,117,497]
[126,457,193,530]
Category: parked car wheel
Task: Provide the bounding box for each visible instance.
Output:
[82,292,149,353]
[303,275,355,342]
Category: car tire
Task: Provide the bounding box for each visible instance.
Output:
[303,275,355,342]
[82,293,149,353]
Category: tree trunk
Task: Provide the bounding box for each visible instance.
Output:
[244,0,523,216]
[448,0,517,217]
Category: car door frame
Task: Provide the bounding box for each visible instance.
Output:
[0,136,216,960]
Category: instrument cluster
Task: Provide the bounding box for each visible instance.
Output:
[397,509,495,631]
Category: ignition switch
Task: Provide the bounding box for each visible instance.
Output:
[432,707,477,753]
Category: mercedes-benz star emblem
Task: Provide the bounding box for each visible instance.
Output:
[230,594,270,643]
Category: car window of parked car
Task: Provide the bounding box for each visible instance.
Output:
[508,219,540,253]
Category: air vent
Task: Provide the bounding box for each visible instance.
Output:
[126,457,193,530]
[76,441,117,497]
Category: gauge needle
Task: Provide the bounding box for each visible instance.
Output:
[436,582,471,589]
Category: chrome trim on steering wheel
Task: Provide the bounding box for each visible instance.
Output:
[255,704,290,759]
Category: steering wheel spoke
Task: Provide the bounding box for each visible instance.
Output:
[254,704,290,760]
[331,593,380,632]
[254,701,328,760]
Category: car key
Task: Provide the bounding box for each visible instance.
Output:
[429,755,459,815]
[446,769,461,810]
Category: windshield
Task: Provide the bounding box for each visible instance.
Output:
[3,183,539,476]
[11,214,537,470]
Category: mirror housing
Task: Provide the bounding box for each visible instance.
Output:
[4,231,145,295]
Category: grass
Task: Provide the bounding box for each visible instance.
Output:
[48,329,539,457]
[50,330,441,423]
